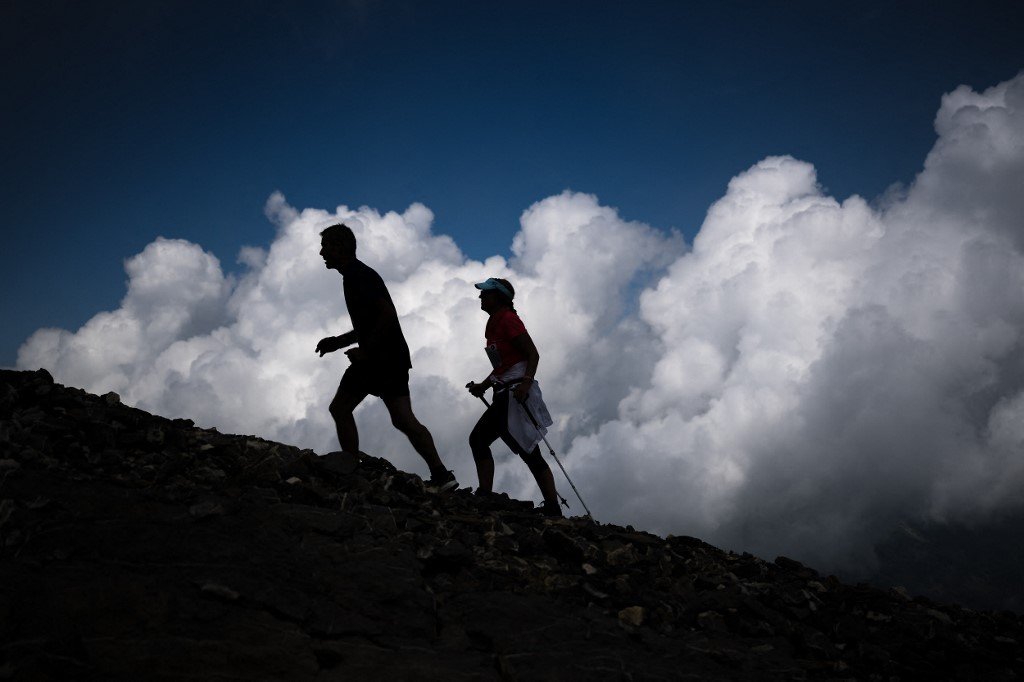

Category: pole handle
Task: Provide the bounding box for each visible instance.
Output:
[466,381,490,407]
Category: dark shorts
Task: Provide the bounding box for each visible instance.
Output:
[339,361,410,400]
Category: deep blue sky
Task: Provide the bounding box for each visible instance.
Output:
[3,0,1023,368]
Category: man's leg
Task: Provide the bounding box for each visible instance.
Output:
[382,395,446,472]
[329,385,366,453]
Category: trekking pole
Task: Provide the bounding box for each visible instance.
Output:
[467,382,593,519]
[517,398,593,519]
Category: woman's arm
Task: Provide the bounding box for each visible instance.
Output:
[510,332,539,401]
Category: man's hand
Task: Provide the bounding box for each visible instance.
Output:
[316,332,356,357]
[513,377,533,403]
[315,336,343,357]
[466,381,489,398]
[345,347,367,364]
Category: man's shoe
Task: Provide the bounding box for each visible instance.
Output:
[426,469,458,493]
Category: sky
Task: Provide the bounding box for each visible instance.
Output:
[4,1,1024,575]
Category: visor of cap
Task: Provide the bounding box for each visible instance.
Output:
[474,278,513,299]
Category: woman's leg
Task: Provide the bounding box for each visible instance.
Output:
[519,445,559,506]
[469,403,501,494]
[494,390,560,506]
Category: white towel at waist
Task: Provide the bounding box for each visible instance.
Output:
[501,379,553,454]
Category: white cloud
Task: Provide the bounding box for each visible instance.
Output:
[18,72,1024,575]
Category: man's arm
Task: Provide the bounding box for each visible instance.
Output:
[315,330,358,357]
[316,282,397,358]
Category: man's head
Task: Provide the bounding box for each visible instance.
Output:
[320,223,356,270]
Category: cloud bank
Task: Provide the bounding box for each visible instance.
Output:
[19,72,1024,573]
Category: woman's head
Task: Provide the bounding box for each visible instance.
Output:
[475,277,515,312]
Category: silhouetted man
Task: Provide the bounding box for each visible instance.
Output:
[315,223,457,491]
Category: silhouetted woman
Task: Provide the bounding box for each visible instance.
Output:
[466,278,562,516]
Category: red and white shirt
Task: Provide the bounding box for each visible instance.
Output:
[485,309,528,381]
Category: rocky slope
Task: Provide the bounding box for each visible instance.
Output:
[1,368,1022,680]
[869,514,1024,614]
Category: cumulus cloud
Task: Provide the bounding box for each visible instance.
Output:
[18,72,1024,574]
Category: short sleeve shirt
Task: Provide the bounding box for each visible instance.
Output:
[341,259,412,370]
[484,309,528,377]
